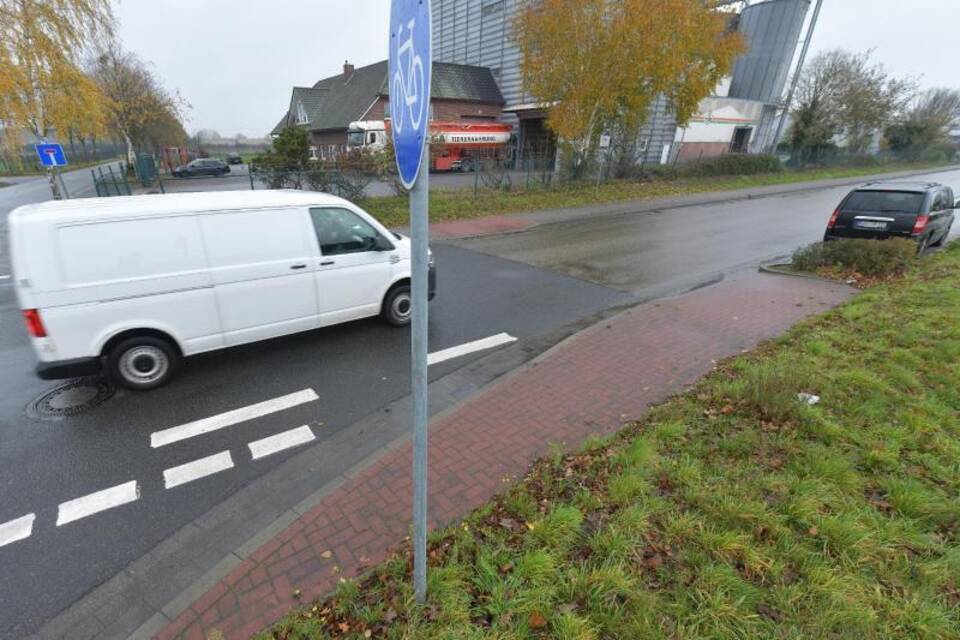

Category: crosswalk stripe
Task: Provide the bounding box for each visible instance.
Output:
[0,514,35,548]
[248,425,316,460]
[164,451,234,489]
[151,389,319,448]
[56,481,139,526]
[428,333,517,366]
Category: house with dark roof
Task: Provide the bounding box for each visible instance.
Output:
[271,60,505,160]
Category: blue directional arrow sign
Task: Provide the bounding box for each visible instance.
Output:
[388,0,432,190]
[35,143,68,167]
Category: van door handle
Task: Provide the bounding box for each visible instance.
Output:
[320,260,335,266]
[290,264,307,270]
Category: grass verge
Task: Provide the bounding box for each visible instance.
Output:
[365,162,957,228]
[261,243,960,640]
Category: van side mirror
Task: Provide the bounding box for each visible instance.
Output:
[374,235,394,251]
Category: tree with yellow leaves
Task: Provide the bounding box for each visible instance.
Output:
[0,0,113,193]
[514,0,745,174]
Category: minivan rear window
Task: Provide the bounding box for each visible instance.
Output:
[842,190,925,214]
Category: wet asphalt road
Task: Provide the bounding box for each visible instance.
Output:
[2,166,960,638]
[454,168,960,297]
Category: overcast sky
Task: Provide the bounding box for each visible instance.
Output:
[114,0,959,138]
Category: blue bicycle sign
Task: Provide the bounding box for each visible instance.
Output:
[388,0,432,189]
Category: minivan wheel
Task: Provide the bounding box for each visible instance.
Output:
[107,336,181,391]
[917,235,930,255]
[382,285,412,327]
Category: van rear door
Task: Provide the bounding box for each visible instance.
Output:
[200,208,320,346]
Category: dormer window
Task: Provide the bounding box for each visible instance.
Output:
[295,101,309,125]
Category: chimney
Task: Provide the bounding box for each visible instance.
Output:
[343,60,355,80]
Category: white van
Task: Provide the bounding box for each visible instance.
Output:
[8,190,435,390]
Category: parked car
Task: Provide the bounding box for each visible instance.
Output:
[8,191,436,390]
[172,158,230,177]
[824,182,956,252]
[225,153,243,165]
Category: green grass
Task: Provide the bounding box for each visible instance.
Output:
[259,245,960,640]
[364,161,957,228]
[0,156,122,177]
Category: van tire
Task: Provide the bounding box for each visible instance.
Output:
[107,336,181,391]
[382,284,412,327]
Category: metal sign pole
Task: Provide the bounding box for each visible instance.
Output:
[389,0,432,604]
[410,146,430,603]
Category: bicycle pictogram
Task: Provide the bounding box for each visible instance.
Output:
[392,17,426,137]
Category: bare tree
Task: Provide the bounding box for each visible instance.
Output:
[886,88,960,158]
[90,46,187,163]
[791,50,915,158]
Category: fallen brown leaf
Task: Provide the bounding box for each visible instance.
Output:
[528,610,548,629]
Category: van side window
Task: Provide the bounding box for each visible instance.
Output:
[310,208,385,255]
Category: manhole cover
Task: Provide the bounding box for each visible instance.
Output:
[27,378,115,420]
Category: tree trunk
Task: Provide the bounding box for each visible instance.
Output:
[124,132,136,165]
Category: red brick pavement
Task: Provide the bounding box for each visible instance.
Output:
[154,273,852,639]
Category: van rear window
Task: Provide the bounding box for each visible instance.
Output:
[842,191,925,214]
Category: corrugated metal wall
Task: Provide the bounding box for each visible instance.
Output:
[432,0,529,111]
[729,0,810,104]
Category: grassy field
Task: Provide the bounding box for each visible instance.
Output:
[261,244,960,640]
[0,156,122,177]
[365,162,957,228]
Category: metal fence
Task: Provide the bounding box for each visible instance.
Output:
[92,162,133,197]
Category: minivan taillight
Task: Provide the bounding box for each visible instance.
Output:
[23,309,47,338]
[827,208,841,229]
[912,215,930,235]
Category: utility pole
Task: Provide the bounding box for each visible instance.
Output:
[769,0,824,153]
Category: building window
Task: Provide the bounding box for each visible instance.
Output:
[295,101,309,125]
[481,0,504,16]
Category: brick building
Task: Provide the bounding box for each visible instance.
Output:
[271,60,504,160]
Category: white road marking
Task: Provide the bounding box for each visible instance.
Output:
[0,514,35,548]
[163,451,234,489]
[151,389,319,448]
[0,275,11,281]
[248,425,316,460]
[428,333,518,366]
[56,481,139,526]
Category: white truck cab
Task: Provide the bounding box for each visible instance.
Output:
[346,121,389,152]
[8,190,435,390]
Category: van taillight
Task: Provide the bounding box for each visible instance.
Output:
[23,309,47,338]
[827,208,841,229]
[912,215,930,235]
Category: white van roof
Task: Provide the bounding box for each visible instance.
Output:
[9,190,354,225]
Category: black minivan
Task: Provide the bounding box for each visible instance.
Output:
[824,182,956,252]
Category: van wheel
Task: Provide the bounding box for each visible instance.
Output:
[107,336,181,391]
[382,284,412,327]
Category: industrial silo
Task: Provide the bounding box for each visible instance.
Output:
[728,0,811,105]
